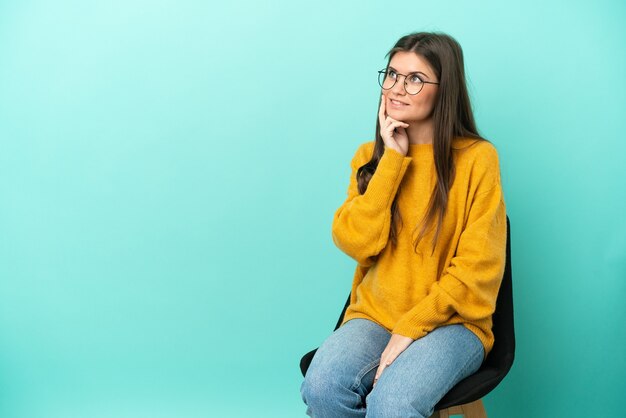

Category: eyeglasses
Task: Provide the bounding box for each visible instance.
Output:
[377,68,440,95]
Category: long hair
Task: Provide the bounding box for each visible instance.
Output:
[356,31,491,257]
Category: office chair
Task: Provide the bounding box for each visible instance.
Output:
[300,215,514,418]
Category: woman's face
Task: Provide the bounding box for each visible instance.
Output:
[382,51,439,123]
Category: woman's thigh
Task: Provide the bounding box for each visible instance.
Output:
[300,318,391,415]
[365,324,485,418]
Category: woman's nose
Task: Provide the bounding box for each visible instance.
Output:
[391,76,407,95]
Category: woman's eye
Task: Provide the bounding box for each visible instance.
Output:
[388,70,397,78]
[410,75,423,83]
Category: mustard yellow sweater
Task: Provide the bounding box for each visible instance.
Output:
[332,137,507,360]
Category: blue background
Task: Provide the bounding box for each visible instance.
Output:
[0,0,624,416]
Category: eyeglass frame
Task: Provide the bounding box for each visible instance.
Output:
[377,68,440,95]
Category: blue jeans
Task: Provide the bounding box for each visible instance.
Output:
[300,318,484,418]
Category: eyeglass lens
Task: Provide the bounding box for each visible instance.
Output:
[378,69,424,95]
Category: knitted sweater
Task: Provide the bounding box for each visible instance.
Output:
[332,137,507,360]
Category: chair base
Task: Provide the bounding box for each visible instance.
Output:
[430,399,487,418]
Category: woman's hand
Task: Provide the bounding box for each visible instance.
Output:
[379,93,409,156]
[373,333,415,388]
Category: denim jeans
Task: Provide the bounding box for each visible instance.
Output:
[300,318,484,418]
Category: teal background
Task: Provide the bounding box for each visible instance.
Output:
[0,0,624,416]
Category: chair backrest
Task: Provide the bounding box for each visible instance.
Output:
[485,214,515,370]
[301,216,514,408]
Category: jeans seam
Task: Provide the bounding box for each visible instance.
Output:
[350,358,380,392]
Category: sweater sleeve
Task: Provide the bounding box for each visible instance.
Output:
[392,149,507,340]
[331,143,412,267]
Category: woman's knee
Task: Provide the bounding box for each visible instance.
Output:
[300,362,352,409]
[300,370,331,408]
[365,384,431,418]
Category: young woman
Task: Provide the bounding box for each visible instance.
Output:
[300,31,507,418]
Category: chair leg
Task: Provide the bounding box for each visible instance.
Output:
[460,399,487,417]
[431,399,487,418]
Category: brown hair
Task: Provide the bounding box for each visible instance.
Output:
[356,31,491,256]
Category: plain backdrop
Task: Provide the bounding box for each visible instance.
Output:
[0,0,624,417]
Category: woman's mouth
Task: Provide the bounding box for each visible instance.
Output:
[389,98,409,108]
